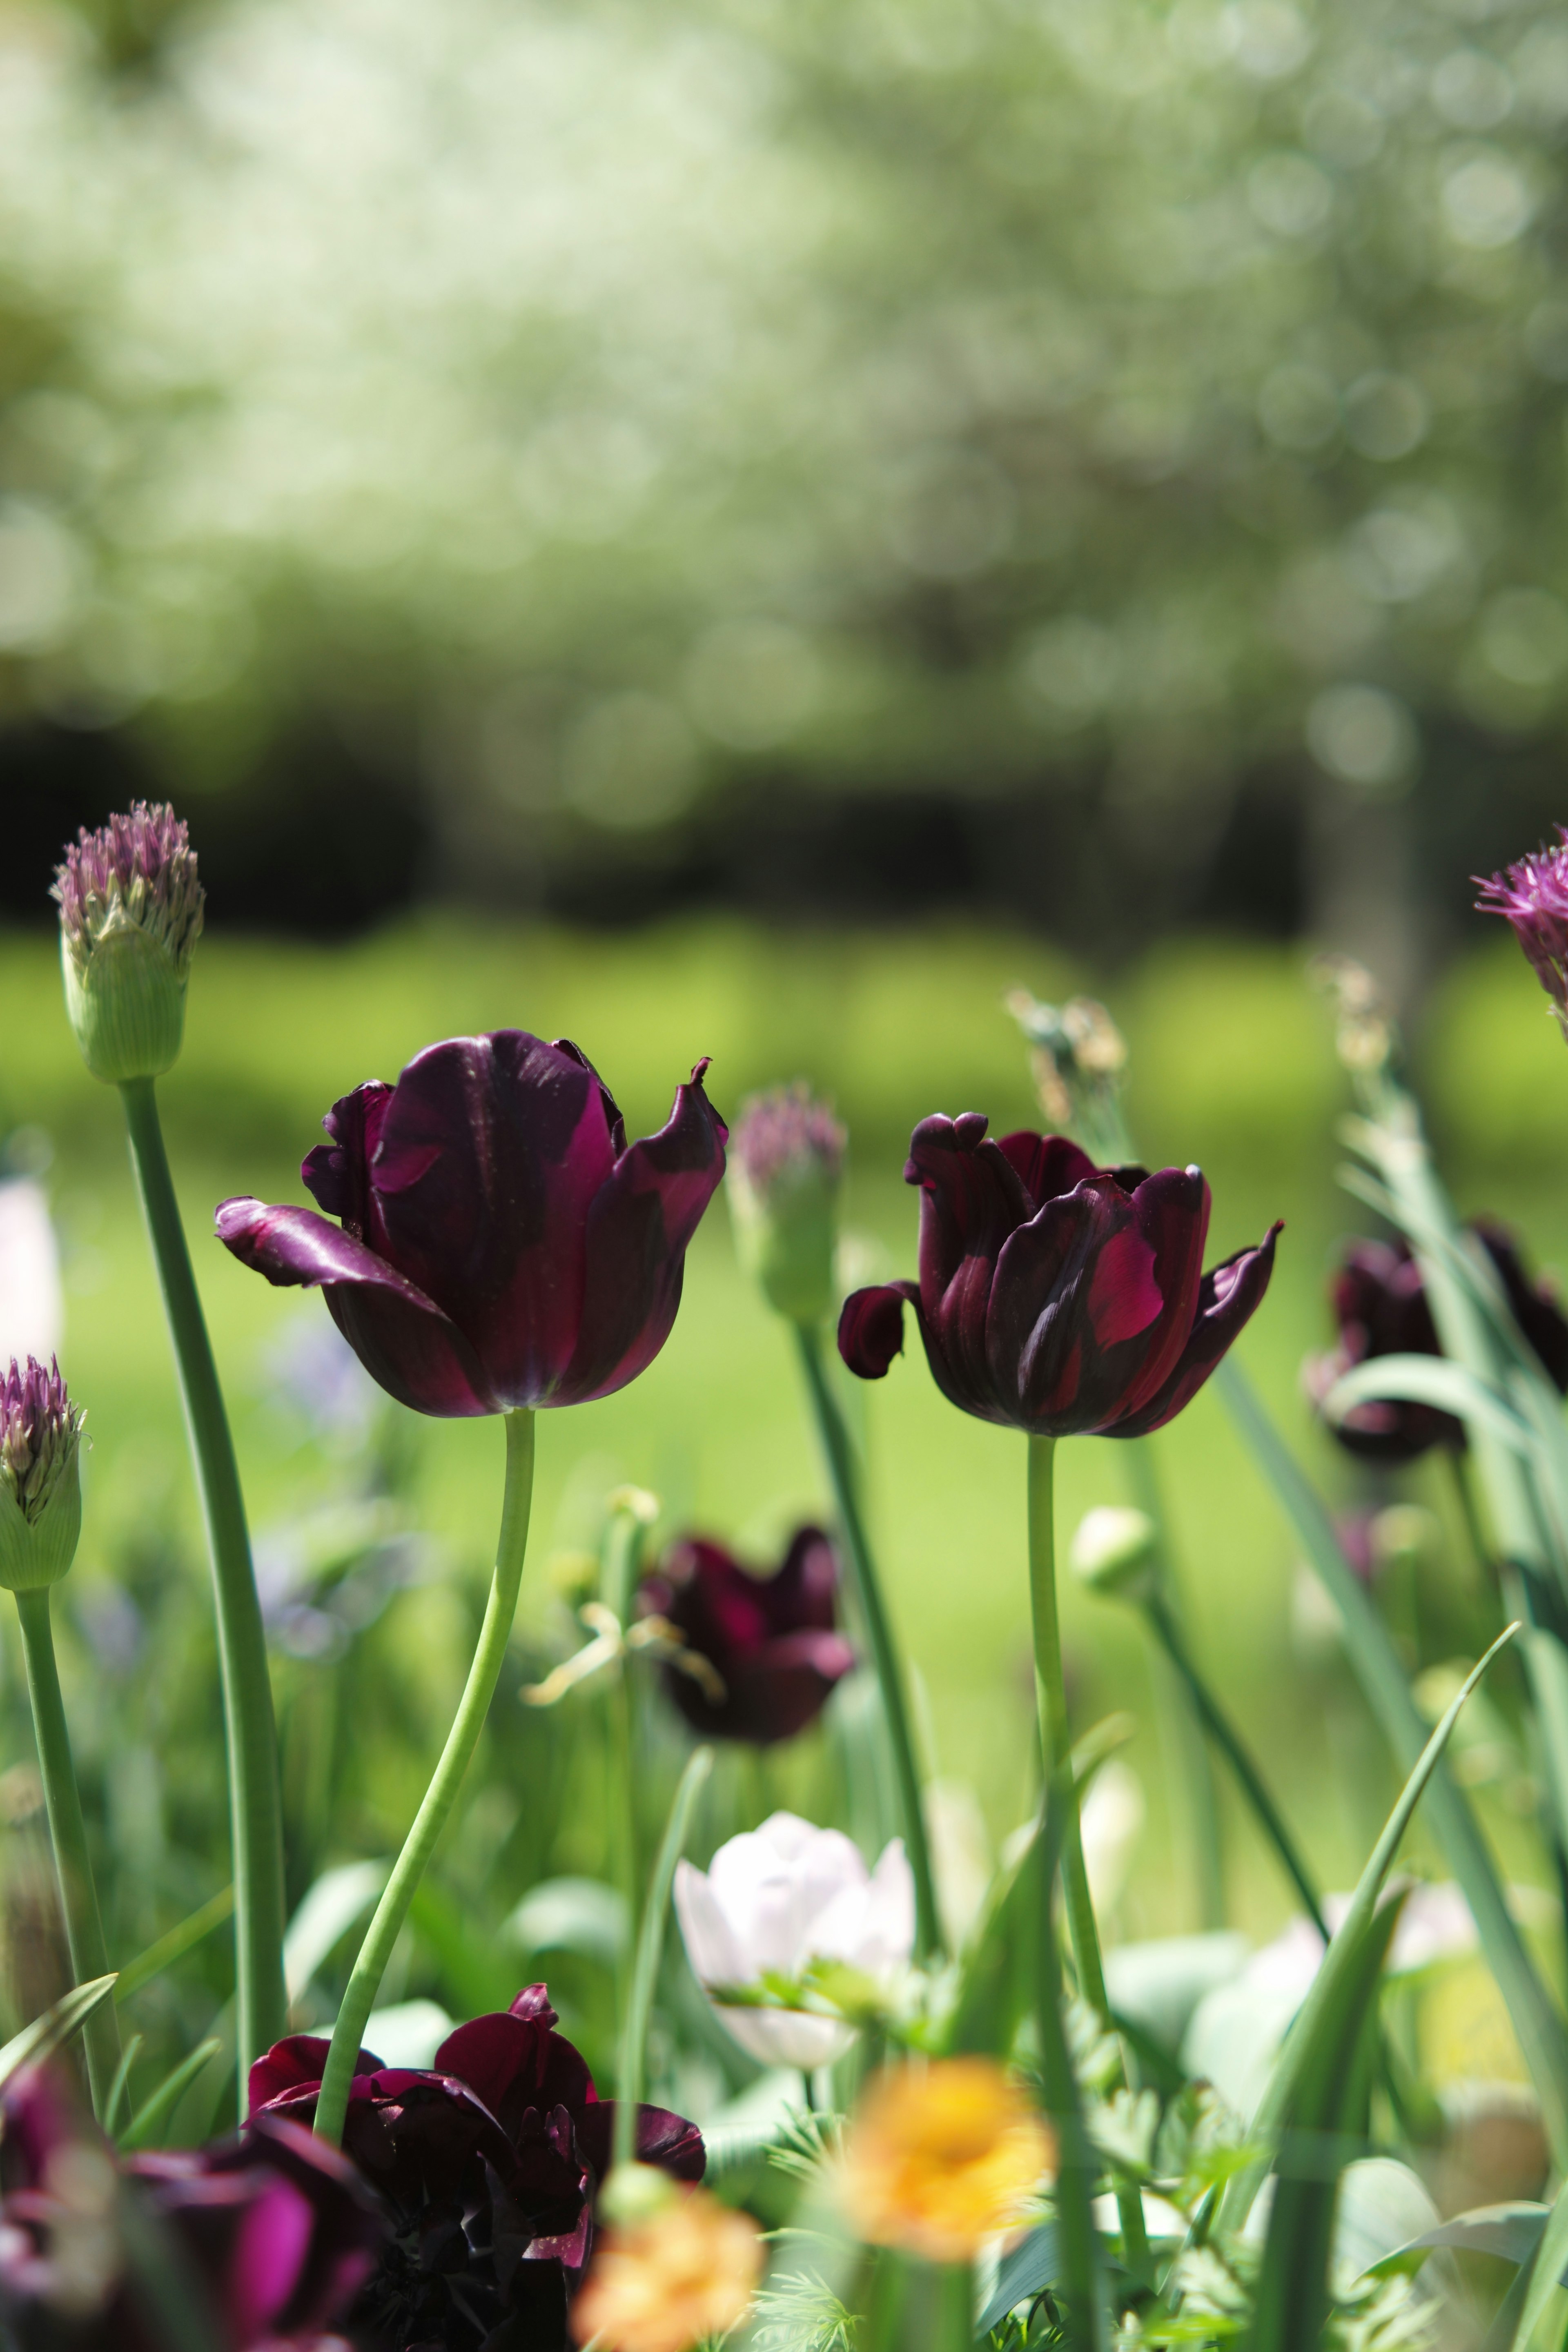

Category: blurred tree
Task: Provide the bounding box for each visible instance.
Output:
[0,0,1564,958]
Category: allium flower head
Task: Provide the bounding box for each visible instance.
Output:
[52,803,204,1082]
[0,1357,85,1591]
[1476,830,1568,1033]
[841,2058,1054,2263]
[728,1083,846,1324]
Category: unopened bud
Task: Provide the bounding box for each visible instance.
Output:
[1006,993,1130,1161]
[1068,1506,1157,1600]
[53,803,204,1084]
[728,1085,846,1325]
[0,1359,85,1591]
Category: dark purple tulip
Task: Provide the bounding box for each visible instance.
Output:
[837,1119,1280,1439]
[1477,831,1568,1033]
[248,1982,704,2351]
[0,2062,381,2350]
[216,1032,727,1417]
[638,1527,856,1744]
[1307,1225,1568,1463]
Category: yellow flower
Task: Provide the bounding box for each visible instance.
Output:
[842,2057,1055,2265]
[571,2184,764,2352]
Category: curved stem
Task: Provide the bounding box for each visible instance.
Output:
[120,1076,285,2106]
[1123,1439,1226,1929]
[1142,1594,1327,1942]
[14,1588,122,2116]
[792,1322,941,1960]
[314,1409,535,2147]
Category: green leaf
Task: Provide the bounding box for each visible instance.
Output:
[283,1859,388,2003]
[1324,1356,1539,1456]
[1331,2157,1442,2285]
[409,1880,515,2019]
[103,2032,144,2138]
[0,1975,118,2092]
[1102,1932,1249,2059]
[115,1886,234,2006]
[503,1875,630,1973]
[944,1815,1040,2060]
[1512,2170,1568,2350]
[119,2036,223,2151]
[1216,1357,1568,2172]
[1037,1757,1111,2352]
[1366,2200,1552,2278]
[615,1744,712,2167]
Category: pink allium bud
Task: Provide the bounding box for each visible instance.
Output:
[0,1357,85,1590]
[1476,830,1568,1036]
[728,1084,846,1325]
[53,803,205,1082]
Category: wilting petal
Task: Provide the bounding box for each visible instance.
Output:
[555,1062,728,1403]
[216,1198,498,1417]
[837,1283,916,1379]
[1111,1222,1283,1437]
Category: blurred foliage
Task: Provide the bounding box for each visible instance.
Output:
[0,0,1566,918]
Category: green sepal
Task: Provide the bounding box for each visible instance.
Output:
[730,1156,838,1324]
[0,1450,81,1591]
[61,919,188,1083]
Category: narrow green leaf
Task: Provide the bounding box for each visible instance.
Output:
[1217,1358,1568,2171]
[103,2031,144,2138]
[946,1814,1040,2060]
[1038,1757,1111,2352]
[1325,1356,1539,1455]
[115,1886,234,2006]
[615,1745,713,2169]
[0,1974,118,2093]
[120,2036,224,2151]
[1512,2170,1568,2350]
[1367,2201,1551,2277]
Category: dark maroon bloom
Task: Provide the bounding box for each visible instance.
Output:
[638,1527,856,1744]
[1307,1225,1568,1463]
[836,1118,1280,1439]
[249,1982,704,2351]
[0,2062,380,2350]
[1477,831,1568,1031]
[216,1032,727,1417]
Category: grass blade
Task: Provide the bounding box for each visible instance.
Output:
[0,1974,118,2093]
[1511,2171,1568,2350]
[1325,1355,1539,1455]
[103,2031,144,2138]
[120,2036,224,2151]
[116,1886,234,2006]
[1217,1357,1568,2170]
[614,1744,713,2169]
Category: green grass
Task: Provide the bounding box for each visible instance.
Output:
[3,914,1564,1975]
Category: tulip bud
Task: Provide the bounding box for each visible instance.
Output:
[52,803,204,1084]
[1068,1505,1158,1600]
[727,1085,846,1326]
[0,1359,85,1592]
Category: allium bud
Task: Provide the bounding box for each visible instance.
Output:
[727,1084,846,1325]
[1476,831,1568,1038]
[1068,1505,1158,1600]
[1005,991,1130,1161]
[0,1359,85,1591]
[53,804,204,1083]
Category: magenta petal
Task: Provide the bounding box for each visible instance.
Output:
[553,1061,728,1404]
[573,2101,706,2185]
[1112,1222,1283,1437]
[838,1283,916,1379]
[985,1183,1127,1431]
[907,1114,1033,1318]
[995,1131,1098,1212]
[434,2013,595,2140]
[301,1080,395,1243]
[764,1526,839,1635]
[248,2034,383,2116]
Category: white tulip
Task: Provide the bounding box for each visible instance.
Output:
[674,1811,915,2070]
[0,1182,62,1370]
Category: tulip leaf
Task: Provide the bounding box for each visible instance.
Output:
[115,1886,235,2006]
[0,1974,118,2094]
[1324,1355,1538,1455]
[503,1875,629,1973]
[1364,2201,1553,2279]
[119,2036,224,2151]
[945,1812,1040,2060]
[1221,1623,1517,2237]
[1216,1358,1568,2172]
[283,1858,388,2003]
[1509,2169,1568,2351]
[615,1744,713,2167]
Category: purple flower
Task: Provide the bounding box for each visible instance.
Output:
[0,1357,86,1592]
[0,2062,381,2350]
[52,804,205,1084]
[249,1983,704,2351]
[1306,1226,1568,1463]
[638,1528,856,1744]
[1477,831,1568,1031]
[216,1033,727,1417]
[837,1120,1280,1439]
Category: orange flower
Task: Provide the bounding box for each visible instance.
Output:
[842,2058,1055,2264]
[571,2184,764,2352]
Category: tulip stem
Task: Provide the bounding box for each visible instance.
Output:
[13,1586,122,2117]
[119,1075,285,2110]
[793,1322,942,1962]
[314,1408,536,2149]
[1027,1437,1152,2285]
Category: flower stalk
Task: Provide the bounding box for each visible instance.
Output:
[120,1075,286,2107]
[314,1407,536,2147]
[13,1586,121,2116]
[793,1321,941,1961]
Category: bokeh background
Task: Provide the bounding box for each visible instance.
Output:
[1,0,1566,2122]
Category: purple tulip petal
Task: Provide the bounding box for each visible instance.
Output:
[553,1060,728,1403]
[433,2011,595,2139]
[764,1526,839,1635]
[217,1197,499,1416]
[301,1080,396,1245]
[247,2035,384,2118]
[995,1131,1098,1213]
[986,1180,1137,1432]
[907,1115,1033,1330]
[1102,1165,1211,1421]
[573,2101,706,2185]
[1112,1221,1283,1437]
[838,1283,917,1379]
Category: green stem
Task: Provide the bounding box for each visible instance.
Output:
[1123,1441,1226,1929]
[314,1409,535,2147]
[120,1076,285,2105]
[935,2263,974,2352]
[1027,1437,1151,2283]
[1142,1594,1327,1942]
[14,1587,121,2116]
[613,1744,712,2169]
[793,1322,941,1961]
